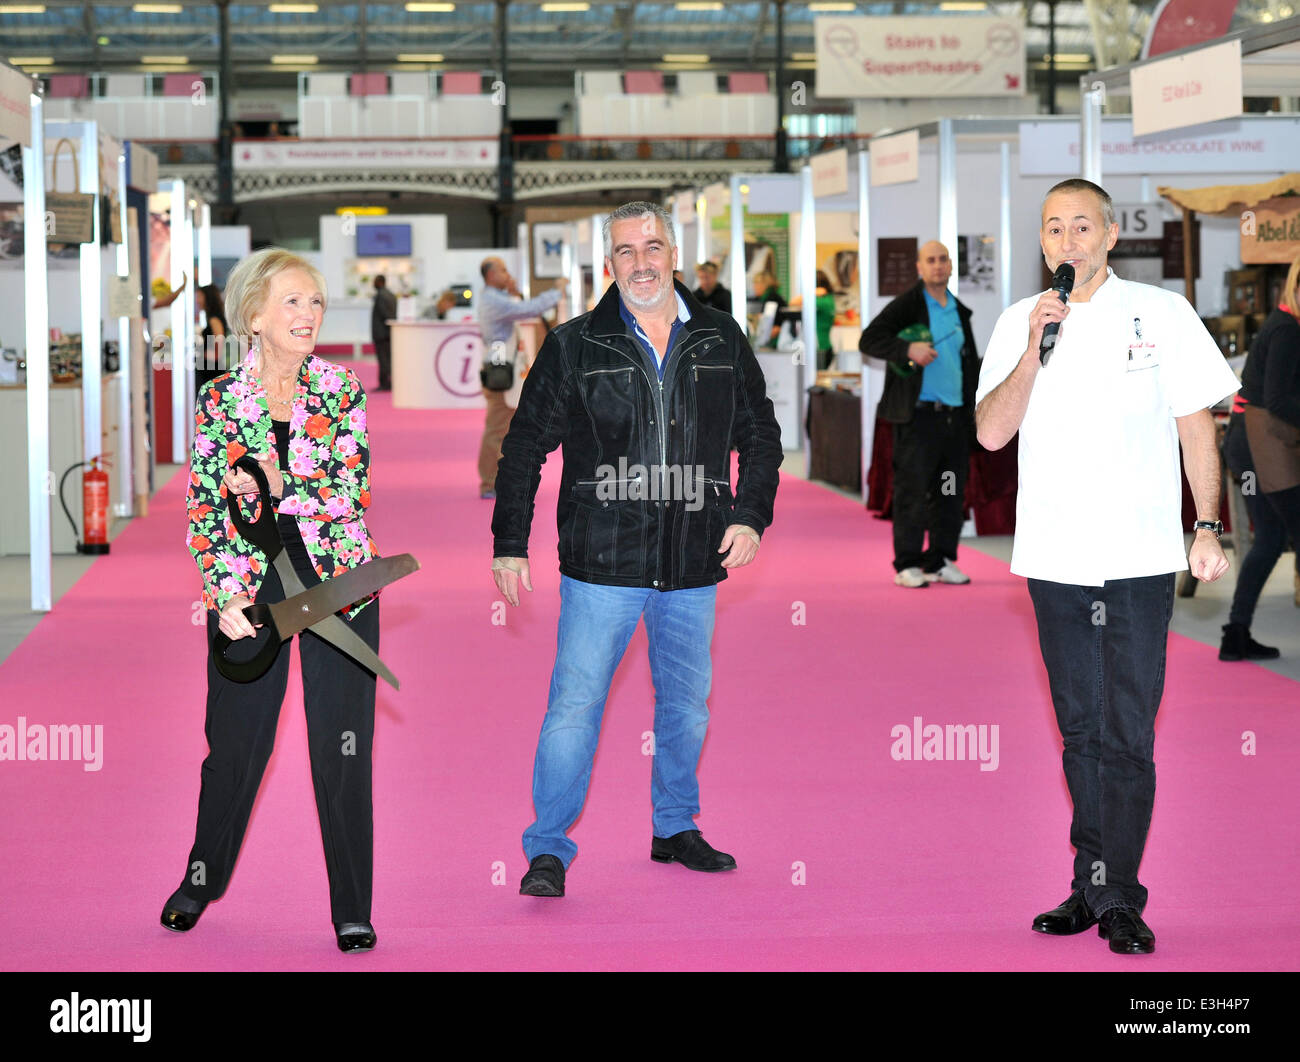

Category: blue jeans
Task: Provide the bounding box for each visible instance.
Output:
[1027,574,1175,917]
[523,575,717,866]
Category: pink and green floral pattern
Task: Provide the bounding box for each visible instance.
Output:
[186,348,379,617]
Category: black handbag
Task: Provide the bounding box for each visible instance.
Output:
[480,360,513,392]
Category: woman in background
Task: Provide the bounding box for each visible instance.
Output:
[1223,252,1300,660]
[195,283,229,397]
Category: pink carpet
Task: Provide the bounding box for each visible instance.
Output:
[1,361,1296,971]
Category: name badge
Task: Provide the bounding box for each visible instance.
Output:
[1126,314,1158,372]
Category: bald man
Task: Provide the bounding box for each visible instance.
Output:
[476,257,566,498]
[859,241,980,586]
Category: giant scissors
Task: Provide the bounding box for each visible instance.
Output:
[211,455,419,689]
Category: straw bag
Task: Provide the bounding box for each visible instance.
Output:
[45,137,96,247]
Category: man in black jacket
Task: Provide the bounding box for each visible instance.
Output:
[491,201,783,897]
[859,241,979,587]
[693,261,732,313]
[370,275,398,391]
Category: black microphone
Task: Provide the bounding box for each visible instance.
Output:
[1039,263,1075,366]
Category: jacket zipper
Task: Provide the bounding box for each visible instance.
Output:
[693,364,732,382]
[575,475,642,486]
[586,328,718,588]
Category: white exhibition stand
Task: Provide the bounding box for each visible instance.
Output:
[46,121,110,485]
[754,352,801,453]
[17,75,50,608]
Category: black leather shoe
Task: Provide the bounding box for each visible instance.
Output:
[650,830,737,872]
[519,854,565,897]
[1098,908,1155,954]
[1031,889,1097,935]
[160,890,207,933]
[334,922,377,953]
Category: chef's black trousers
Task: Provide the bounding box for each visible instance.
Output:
[175,563,380,924]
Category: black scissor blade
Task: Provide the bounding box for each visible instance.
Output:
[264,554,420,639]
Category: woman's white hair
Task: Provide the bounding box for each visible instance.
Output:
[223,247,327,339]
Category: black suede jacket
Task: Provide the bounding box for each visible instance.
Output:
[491,280,783,590]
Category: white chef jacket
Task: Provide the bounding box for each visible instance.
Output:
[976,269,1239,586]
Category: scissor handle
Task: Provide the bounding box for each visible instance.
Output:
[227,455,283,559]
[211,602,281,683]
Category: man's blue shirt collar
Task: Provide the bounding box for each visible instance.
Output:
[617,290,691,379]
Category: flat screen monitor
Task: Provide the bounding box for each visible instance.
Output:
[356,224,412,257]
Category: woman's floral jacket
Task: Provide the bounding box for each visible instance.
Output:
[186,348,378,618]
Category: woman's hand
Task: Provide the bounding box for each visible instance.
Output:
[222,454,286,500]
[218,594,258,640]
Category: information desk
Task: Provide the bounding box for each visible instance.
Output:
[391,319,546,411]
[391,321,486,411]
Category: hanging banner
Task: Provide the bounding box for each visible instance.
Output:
[811,148,850,199]
[1241,197,1300,265]
[702,181,729,217]
[870,130,920,187]
[1131,38,1242,137]
[0,64,33,149]
[1018,117,1300,176]
[235,139,498,170]
[815,16,1026,98]
[127,143,159,193]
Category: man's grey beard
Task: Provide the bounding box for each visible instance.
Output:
[619,272,673,312]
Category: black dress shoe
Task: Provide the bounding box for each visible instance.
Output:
[1031,888,1097,935]
[519,854,565,897]
[159,890,207,933]
[334,922,377,953]
[650,830,737,872]
[1098,908,1156,954]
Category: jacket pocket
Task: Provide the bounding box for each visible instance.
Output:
[690,362,736,468]
[582,366,640,454]
[681,477,734,579]
[564,480,645,579]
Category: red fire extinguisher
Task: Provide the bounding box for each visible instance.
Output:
[59,455,111,556]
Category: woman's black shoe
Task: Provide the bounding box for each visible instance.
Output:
[334,922,377,953]
[1219,623,1280,661]
[160,890,207,933]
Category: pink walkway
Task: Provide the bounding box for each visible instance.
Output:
[1,363,1296,971]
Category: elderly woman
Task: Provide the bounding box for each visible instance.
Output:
[160,247,383,953]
